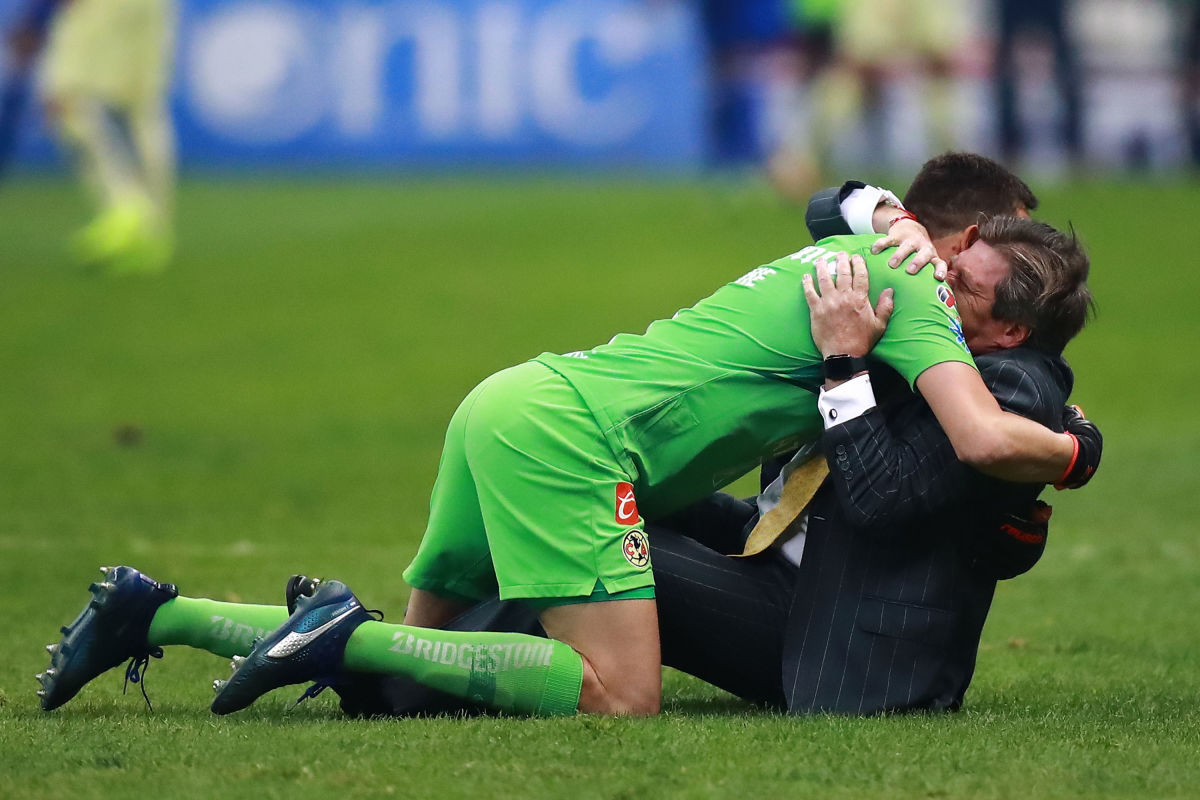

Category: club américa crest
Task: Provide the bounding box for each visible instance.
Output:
[622,530,650,568]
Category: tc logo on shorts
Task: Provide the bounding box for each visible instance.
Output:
[615,482,640,525]
[622,530,650,569]
[937,284,956,309]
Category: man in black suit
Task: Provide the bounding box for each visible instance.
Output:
[327,152,1101,717]
[650,346,1072,714]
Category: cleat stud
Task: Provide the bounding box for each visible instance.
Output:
[45,643,58,654]
[213,679,227,693]
[60,626,70,635]
[37,689,46,697]
[97,581,116,591]
[100,566,113,575]
[45,668,57,677]
[35,672,45,682]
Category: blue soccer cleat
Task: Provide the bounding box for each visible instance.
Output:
[284,573,322,615]
[210,578,373,715]
[38,566,178,711]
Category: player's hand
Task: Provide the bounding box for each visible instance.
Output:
[871,217,947,280]
[1054,404,1102,490]
[970,500,1051,580]
[802,251,894,357]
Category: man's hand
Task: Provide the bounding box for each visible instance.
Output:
[970,501,1051,580]
[802,252,894,357]
[1054,404,1102,490]
[870,217,948,280]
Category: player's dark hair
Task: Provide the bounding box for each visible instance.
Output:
[903,152,1039,238]
[977,216,1094,354]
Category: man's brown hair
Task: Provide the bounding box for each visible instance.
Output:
[978,216,1094,354]
[903,152,1039,238]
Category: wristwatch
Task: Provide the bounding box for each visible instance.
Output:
[822,354,869,381]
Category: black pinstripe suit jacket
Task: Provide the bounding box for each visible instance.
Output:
[779,348,1071,713]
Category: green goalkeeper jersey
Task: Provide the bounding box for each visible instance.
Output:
[535,234,974,517]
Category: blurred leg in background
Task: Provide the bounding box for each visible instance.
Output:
[765,0,837,202]
[0,1,60,180]
[1183,0,1200,167]
[701,0,793,169]
[772,0,965,201]
[41,0,176,274]
[994,0,1082,168]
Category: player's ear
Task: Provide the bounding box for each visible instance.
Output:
[941,224,980,257]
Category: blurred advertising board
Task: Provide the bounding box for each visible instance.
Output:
[2,0,708,169]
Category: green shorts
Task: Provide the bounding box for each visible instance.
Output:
[403,361,655,604]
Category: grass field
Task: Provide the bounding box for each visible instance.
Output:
[0,175,1197,799]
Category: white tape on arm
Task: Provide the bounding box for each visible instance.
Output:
[841,186,905,235]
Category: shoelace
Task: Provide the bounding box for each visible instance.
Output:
[292,680,332,707]
[123,646,164,711]
[289,607,384,709]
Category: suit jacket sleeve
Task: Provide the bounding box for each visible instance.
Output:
[822,348,1073,531]
[804,182,861,240]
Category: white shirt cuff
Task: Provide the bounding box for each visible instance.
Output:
[817,373,877,429]
[840,186,905,235]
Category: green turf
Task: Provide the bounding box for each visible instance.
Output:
[0,175,1196,799]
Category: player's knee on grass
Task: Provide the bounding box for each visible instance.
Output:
[539,598,661,716]
[403,588,473,629]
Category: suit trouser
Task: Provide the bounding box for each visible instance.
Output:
[334,494,797,717]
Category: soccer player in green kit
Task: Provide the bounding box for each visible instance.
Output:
[211,214,1089,716]
[38,214,1093,719]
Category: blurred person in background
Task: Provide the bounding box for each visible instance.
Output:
[770,0,967,201]
[994,0,1083,167]
[699,0,794,168]
[0,0,54,177]
[765,0,839,200]
[19,0,177,274]
[1180,0,1200,166]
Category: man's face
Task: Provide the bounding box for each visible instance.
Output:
[944,239,1016,355]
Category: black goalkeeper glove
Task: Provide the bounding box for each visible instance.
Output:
[970,501,1051,580]
[1055,404,1102,490]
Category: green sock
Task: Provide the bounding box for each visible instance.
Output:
[147,597,289,659]
[343,621,583,716]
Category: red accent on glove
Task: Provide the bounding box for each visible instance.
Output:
[1053,432,1081,490]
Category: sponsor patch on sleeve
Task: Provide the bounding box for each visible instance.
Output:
[949,317,968,352]
[937,284,956,309]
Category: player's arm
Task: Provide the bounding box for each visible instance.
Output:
[915,362,1081,484]
[806,252,1098,488]
[817,347,1077,526]
[805,180,944,277]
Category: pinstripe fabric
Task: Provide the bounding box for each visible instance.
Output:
[804,185,856,240]
[780,347,1072,713]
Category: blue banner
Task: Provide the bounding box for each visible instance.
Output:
[2,0,707,169]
